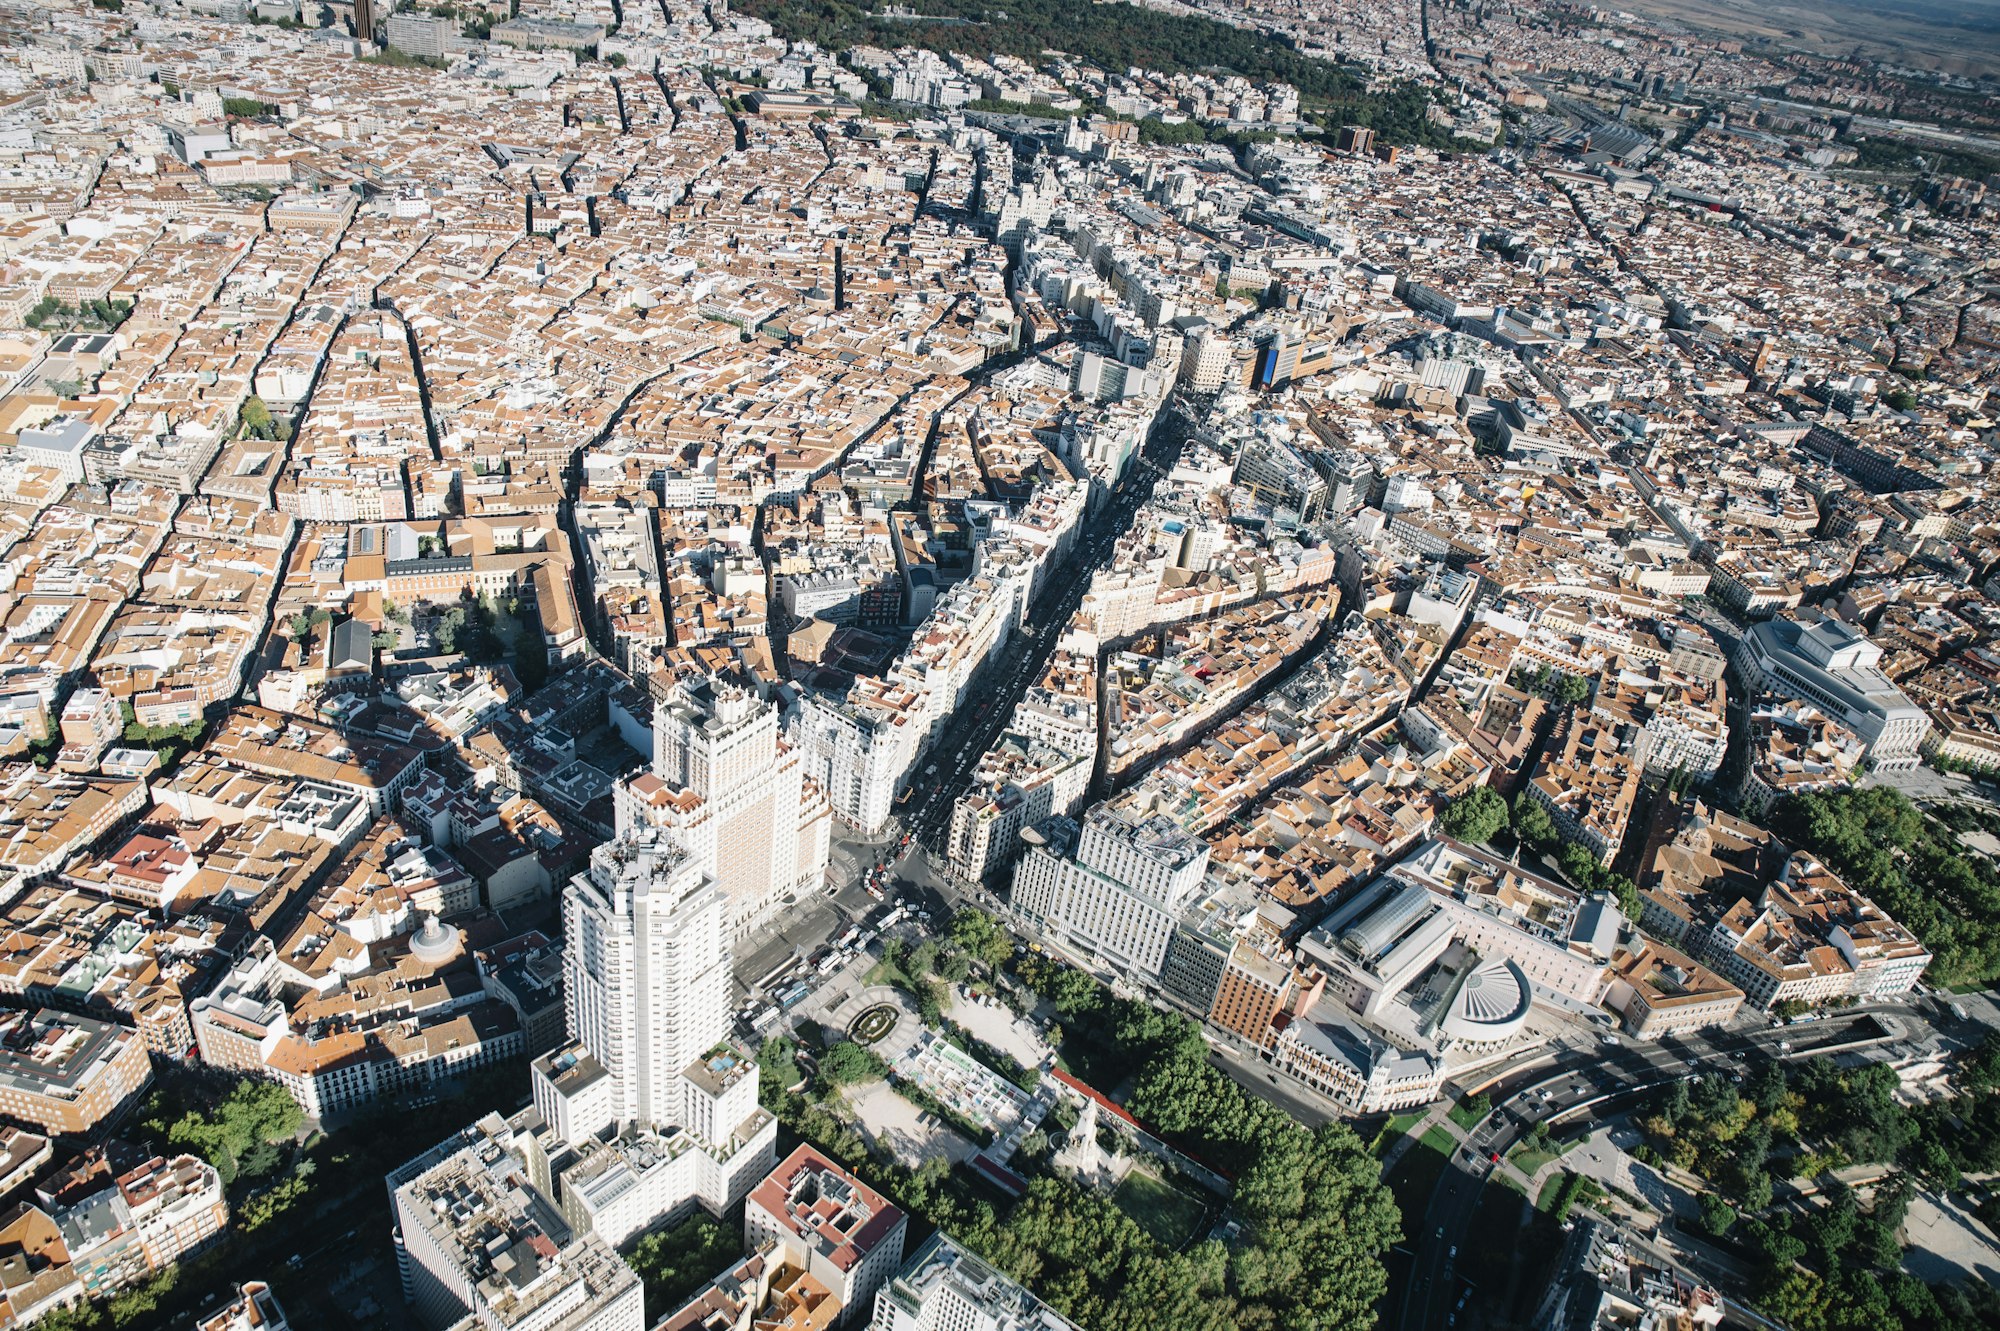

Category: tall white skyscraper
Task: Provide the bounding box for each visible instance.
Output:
[391,830,777,1324]
[560,832,732,1127]
[619,678,831,935]
[509,829,775,1247]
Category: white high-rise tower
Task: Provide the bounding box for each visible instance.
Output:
[560,832,731,1127]
[520,827,776,1247]
[619,677,831,935]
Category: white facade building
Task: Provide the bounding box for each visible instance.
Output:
[388,1117,645,1331]
[555,832,733,1128]
[791,693,923,835]
[1734,617,1929,770]
[1010,804,1210,978]
[519,831,776,1247]
[870,1233,1079,1331]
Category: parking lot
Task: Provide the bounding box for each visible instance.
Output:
[1865,763,2000,807]
[1562,1126,1699,1224]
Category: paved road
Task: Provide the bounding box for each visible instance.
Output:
[730,842,891,1003]
[1205,1032,1339,1128]
[903,407,1194,854]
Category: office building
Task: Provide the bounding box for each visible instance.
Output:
[385,12,450,59]
[1232,435,1329,526]
[549,831,741,1132]
[0,1009,152,1138]
[625,679,830,937]
[523,831,775,1245]
[1011,803,1210,979]
[1733,616,1929,769]
[389,1117,644,1331]
[390,828,778,1323]
[1208,938,1300,1046]
[790,695,921,837]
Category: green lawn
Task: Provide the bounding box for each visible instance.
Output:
[1370,1110,1427,1157]
[1448,1099,1489,1131]
[1509,1137,1577,1178]
[1534,1170,1605,1217]
[1112,1169,1207,1249]
[865,958,915,991]
[1384,1126,1455,1227]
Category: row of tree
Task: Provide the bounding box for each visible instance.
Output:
[137,1075,305,1186]
[25,296,133,332]
[1771,785,2000,988]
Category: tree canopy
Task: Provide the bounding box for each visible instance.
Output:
[761,951,1399,1331]
[144,1077,303,1185]
[1439,785,1508,843]
[1637,1040,2000,1331]
[626,1211,738,1321]
[950,907,1015,969]
[734,0,1483,150]
[1772,786,2000,987]
[818,1040,890,1086]
[239,395,276,440]
[1016,958,1402,1329]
